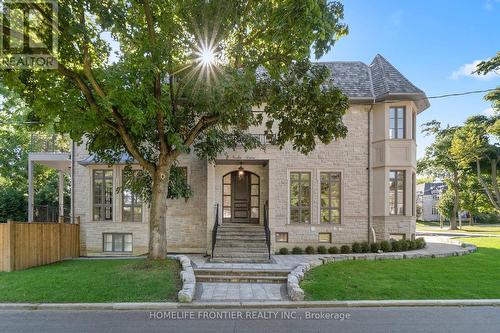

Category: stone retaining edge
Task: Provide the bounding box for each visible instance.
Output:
[167,255,195,303]
[286,242,478,301]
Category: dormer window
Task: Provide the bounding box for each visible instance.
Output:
[389,107,406,139]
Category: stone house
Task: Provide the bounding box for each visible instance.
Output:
[28,54,429,261]
[416,182,446,221]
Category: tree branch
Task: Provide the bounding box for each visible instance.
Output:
[143,0,168,157]
[183,115,219,147]
[476,159,500,211]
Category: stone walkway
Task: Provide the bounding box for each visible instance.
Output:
[188,240,474,302]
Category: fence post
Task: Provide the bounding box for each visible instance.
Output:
[58,216,63,261]
[5,220,15,272]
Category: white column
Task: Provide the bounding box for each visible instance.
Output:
[28,159,34,223]
[58,171,65,219]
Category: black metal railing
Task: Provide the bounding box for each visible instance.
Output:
[33,205,70,223]
[211,203,220,259]
[264,200,271,260]
[30,133,70,153]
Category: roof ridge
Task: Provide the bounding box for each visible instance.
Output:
[374,54,423,94]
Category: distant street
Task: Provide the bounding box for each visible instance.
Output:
[1,306,500,333]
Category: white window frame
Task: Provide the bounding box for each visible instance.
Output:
[287,169,313,224]
[91,168,114,222]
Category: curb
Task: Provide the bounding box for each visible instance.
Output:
[167,255,196,303]
[1,299,500,311]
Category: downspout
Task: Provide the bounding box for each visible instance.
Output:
[367,100,375,244]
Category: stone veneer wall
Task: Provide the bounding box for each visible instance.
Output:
[74,104,416,255]
[74,144,207,256]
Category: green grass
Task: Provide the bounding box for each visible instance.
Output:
[416,222,500,235]
[0,259,181,303]
[301,237,500,300]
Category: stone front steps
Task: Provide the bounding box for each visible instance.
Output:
[212,223,270,263]
[194,268,289,284]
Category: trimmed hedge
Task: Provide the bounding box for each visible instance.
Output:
[277,237,426,255]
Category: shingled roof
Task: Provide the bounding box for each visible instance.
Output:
[322,54,429,113]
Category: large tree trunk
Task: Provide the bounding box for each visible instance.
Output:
[476,159,500,212]
[148,164,171,259]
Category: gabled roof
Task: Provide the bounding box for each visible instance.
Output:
[321,54,430,113]
[416,182,447,195]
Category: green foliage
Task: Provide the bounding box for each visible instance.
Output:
[279,247,289,255]
[437,189,456,220]
[409,240,417,250]
[317,246,327,254]
[292,247,304,255]
[415,237,426,249]
[328,246,339,254]
[370,242,381,253]
[340,245,351,254]
[391,240,401,252]
[476,52,500,113]
[360,242,370,253]
[305,245,315,254]
[399,239,409,251]
[380,240,392,252]
[351,242,362,253]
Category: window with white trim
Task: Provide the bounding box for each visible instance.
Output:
[389,107,406,139]
[93,170,113,221]
[320,172,341,223]
[290,172,311,223]
[389,170,406,215]
[122,173,142,222]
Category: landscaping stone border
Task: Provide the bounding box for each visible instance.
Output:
[286,243,477,301]
[168,255,195,303]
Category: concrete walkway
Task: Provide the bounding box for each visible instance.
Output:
[188,241,473,303]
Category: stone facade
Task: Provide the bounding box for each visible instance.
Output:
[74,102,419,256]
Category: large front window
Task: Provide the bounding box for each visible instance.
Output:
[122,174,142,222]
[93,170,113,221]
[290,172,311,223]
[389,107,406,139]
[320,172,341,223]
[389,170,406,215]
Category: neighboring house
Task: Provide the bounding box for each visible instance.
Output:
[28,54,429,261]
[416,182,447,221]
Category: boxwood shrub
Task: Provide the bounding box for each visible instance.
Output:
[305,246,315,254]
[399,239,409,251]
[340,245,351,254]
[409,240,417,250]
[360,241,370,253]
[380,240,392,252]
[351,242,362,253]
[370,242,381,253]
[328,246,339,254]
[391,240,401,252]
[292,247,303,255]
[317,246,327,254]
[415,237,426,249]
[279,247,289,255]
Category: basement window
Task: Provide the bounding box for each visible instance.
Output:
[103,233,133,252]
[275,232,289,243]
[318,233,332,243]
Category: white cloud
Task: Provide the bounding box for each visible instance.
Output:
[485,0,500,10]
[449,59,499,80]
[483,107,495,116]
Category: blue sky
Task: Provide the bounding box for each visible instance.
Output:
[318,0,500,158]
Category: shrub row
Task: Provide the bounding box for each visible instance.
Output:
[278,238,426,255]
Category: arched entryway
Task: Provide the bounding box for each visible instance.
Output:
[222,170,260,224]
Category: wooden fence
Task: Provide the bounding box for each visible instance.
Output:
[0,221,80,272]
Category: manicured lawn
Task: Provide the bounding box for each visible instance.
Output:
[301,237,500,300]
[0,259,181,303]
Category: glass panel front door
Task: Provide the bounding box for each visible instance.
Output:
[222,170,259,223]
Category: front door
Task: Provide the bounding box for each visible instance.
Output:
[232,172,250,223]
[222,170,260,224]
